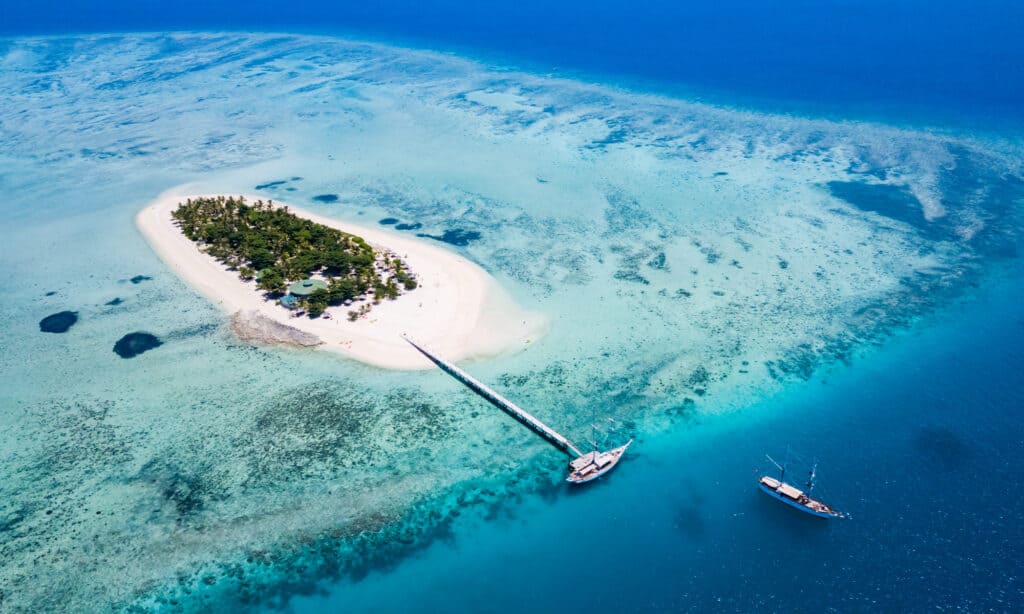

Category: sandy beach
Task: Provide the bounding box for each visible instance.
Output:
[136,187,546,369]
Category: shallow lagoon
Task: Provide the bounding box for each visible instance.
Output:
[0,33,1022,611]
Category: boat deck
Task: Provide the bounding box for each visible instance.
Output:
[567,441,631,483]
[758,476,846,519]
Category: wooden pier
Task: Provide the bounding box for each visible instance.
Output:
[402,335,631,483]
[402,334,583,457]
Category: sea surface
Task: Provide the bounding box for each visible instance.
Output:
[1,2,1022,612]
[4,0,1024,129]
[292,276,1024,612]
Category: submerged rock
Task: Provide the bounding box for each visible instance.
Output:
[647,251,668,270]
[229,310,322,348]
[129,275,152,284]
[915,425,973,469]
[827,180,956,241]
[39,311,78,333]
[312,194,339,203]
[416,228,481,246]
[113,332,162,358]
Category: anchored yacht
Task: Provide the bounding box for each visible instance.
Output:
[758,452,848,519]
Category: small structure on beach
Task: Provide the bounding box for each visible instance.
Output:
[278,294,300,309]
[279,278,328,310]
[288,278,328,296]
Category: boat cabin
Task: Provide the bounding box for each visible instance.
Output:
[759,475,844,518]
[776,482,804,501]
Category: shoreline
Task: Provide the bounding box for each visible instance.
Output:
[136,187,547,369]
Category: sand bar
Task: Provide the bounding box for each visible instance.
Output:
[136,187,546,369]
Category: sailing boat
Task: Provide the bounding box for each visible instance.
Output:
[758,451,848,519]
[566,443,632,483]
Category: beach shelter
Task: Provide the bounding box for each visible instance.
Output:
[288,278,328,296]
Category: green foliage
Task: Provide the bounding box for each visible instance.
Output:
[173,196,376,284]
[257,268,286,293]
[347,304,371,321]
[306,288,329,318]
[390,258,418,290]
[248,247,276,271]
[172,196,417,315]
[323,247,351,275]
[327,278,360,305]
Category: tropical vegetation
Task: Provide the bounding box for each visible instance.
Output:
[172,196,416,317]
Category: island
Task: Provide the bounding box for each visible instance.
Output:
[171,195,415,319]
[137,187,546,369]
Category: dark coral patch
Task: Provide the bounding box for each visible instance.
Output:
[134,459,213,519]
[827,180,954,240]
[647,252,668,270]
[378,217,399,225]
[828,181,922,224]
[129,275,152,284]
[113,332,163,358]
[105,297,124,306]
[44,291,57,296]
[39,311,78,333]
[255,180,287,190]
[395,222,423,231]
[915,425,973,470]
[312,194,339,203]
[613,271,650,285]
[416,228,481,247]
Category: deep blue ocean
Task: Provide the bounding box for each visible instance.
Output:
[291,273,1024,611]
[3,1,1023,610]
[4,0,1024,129]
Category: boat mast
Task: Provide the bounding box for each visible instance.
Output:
[766,454,786,483]
[806,460,818,493]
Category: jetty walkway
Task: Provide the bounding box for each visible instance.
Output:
[401,335,584,458]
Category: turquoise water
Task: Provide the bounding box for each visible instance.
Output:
[293,273,1024,612]
[0,32,1022,611]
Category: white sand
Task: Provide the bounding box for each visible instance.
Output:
[136,187,546,369]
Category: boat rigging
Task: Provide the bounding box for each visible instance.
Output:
[758,449,848,519]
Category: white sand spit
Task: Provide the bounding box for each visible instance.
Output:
[136,188,546,369]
